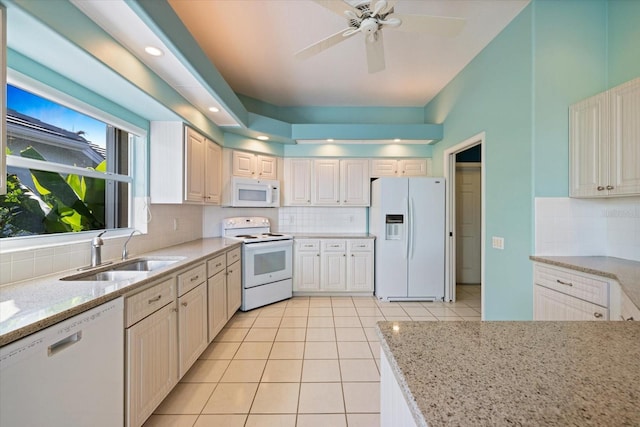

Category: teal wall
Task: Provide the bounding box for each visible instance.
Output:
[607,0,640,87]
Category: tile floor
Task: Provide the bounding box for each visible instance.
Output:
[144,285,481,427]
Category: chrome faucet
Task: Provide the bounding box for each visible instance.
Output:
[122,229,142,260]
[91,230,107,267]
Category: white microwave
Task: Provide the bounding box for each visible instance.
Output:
[228,177,280,207]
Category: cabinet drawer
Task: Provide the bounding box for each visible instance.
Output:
[348,239,373,251]
[296,240,320,251]
[125,276,175,327]
[226,247,241,266]
[534,285,609,320]
[620,291,640,321]
[534,265,609,307]
[207,254,226,277]
[322,240,346,252]
[177,263,206,296]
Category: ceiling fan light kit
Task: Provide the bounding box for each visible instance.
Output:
[295,0,466,73]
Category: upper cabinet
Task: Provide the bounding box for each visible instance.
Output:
[150,122,221,205]
[569,77,640,197]
[231,150,277,180]
[284,158,312,205]
[370,158,431,178]
[312,159,369,206]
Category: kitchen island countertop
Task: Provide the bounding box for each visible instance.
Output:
[377,321,640,427]
[0,238,241,347]
[290,233,375,239]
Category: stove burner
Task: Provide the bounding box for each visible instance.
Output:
[236,234,258,239]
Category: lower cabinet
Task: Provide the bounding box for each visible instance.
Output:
[380,349,418,427]
[178,283,208,378]
[294,238,374,294]
[207,254,227,341]
[226,247,242,316]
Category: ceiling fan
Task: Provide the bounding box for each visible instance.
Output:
[295,0,466,73]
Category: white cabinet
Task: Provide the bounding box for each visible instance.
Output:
[284,158,312,205]
[177,264,208,378]
[125,278,178,427]
[312,159,369,206]
[207,254,227,341]
[569,77,640,197]
[226,247,242,317]
[381,350,419,427]
[232,150,278,179]
[294,238,374,294]
[150,122,222,205]
[620,291,640,321]
[533,264,608,320]
[371,158,431,177]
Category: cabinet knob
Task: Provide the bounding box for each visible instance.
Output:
[351,254,354,257]
[606,185,614,190]
[181,302,188,307]
[593,312,603,318]
[597,186,605,191]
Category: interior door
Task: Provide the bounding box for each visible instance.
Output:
[455,164,481,283]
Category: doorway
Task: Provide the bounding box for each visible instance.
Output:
[443,133,485,318]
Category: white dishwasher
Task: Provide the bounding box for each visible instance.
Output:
[0,297,124,427]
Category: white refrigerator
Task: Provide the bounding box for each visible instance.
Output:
[369,177,446,301]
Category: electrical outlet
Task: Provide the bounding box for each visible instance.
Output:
[492,236,504,250]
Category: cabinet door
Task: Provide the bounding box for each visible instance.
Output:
[347,251,373,292]
[184,127,206,202]
[205,141,222,205]
[533,285,608,321]
[608,78,640,196]
[341,159,370,206]
[399,159,428,176]
[370,159,398,177]
[257,155,277,180]
[232,151,257,178]
[126,302,178,427]
[178,284,208,378]
[313,159,340,205]
[284,158,312,205]
[226,260,242,318]
[321,251,347,291]
[294,250,321,291]
[207,270,227,342]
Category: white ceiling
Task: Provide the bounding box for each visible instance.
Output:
[168,0,530,108]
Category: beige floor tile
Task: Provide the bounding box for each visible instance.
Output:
[250,383,300,413]
[220,360,266,382]
[356,307,383,317]
[154,383,215,414]
[244,328,278,342]
[279,316,308,328]
[383,316,412,321]
[343,382,380,413]
[233,310,260,319]
[452,307,481,316]
[245,414,296,427]
[463,316,482,321]
[234,342,273,360]
[298,383,345,413]
[308,307,333,316]
[297,414,347,427]
[258,307,286,317]
[333,316,361,327]
[409,316,438,321]
[331,298,354,307]
[275,327,307,342]
[332,307,358,316]
[346,413,380,427]
[363,327,380,342]
[252,316,282,328]
[446,301,473,308]
[304,341,338,359]
[337,342,374,359]
[438,316,463,321]
[306,316,335,328]
[305,327,336,341]
[352,298,378,307]
[181,359,230,383]
[214,328,249,342]
[427,307,460,317]
[287,298,310,307]
[335,327,367,342]
[199,341,240,360]
[302,359,341,382]
[283,307,309,317]
[368,341,381,358]
[379,307,408,317]
[143,414,198,427]
[262,359,303,382]
[402,306,432,317]
[226,317,256,328]
[269,342,305,359]
[201,383,258,414]
[339,359,380,382]
[193,414,246,427]
[358,316,386,327]
[308,298,332,307]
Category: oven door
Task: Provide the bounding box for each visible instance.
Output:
[243,240,293,288]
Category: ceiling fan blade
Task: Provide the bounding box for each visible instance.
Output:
[311,0,357,17]
[384,0,398,14]
[366,31,385,73]
[387,13,465,37]
[294,28,356,60]
[371,0,387,16]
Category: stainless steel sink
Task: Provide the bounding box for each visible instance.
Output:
[60,257,184,281]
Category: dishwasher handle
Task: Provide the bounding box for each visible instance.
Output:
[48,331,82,357]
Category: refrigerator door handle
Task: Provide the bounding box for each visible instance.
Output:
[408,197,414,259]
[403,197,410,259]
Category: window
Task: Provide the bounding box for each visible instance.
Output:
[1,84,134,238]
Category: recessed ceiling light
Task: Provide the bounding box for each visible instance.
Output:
[144,46,164,57]
[327,139,334,142]
[257,135,269,141]
[208,107,220,113]
[393,138,401,142]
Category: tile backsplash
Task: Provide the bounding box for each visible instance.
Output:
[277,207,368,234]
[535,197,640,261]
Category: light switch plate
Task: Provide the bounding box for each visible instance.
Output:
[492,236,504,250]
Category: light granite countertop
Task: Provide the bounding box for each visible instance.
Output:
[377,321,640,427]
[291,233,375,239]
[0,238,241,347]
[530,256,640,309]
